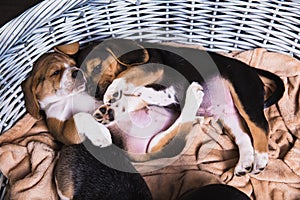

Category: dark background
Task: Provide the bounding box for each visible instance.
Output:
[0,0,42,27]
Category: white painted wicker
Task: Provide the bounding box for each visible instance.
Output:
[0,0,299,197]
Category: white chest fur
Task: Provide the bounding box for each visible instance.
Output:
[44,92,100,121]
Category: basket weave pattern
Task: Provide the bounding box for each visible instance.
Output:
[0,0,299,197]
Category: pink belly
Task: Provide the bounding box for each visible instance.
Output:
[198,76,236,118]
[109,76,235,154]
[112,106,179,153]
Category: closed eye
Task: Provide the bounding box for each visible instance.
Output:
[51,70,61,77]
[93,64,102,74]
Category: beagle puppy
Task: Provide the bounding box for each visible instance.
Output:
[22,45,152,199]
[79,39,284,176]
[22,44,112,147]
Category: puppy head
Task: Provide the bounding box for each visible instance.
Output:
[79,39,149,99]
[22,51,84,119]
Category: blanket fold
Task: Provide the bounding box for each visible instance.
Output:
[1,48,300,200]
[0,114,59,200]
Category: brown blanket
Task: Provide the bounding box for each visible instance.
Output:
[0,115,59,200]
[1,48,300,200]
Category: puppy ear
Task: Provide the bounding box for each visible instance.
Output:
[21,76,41,120]
[54,42,80,55]
[103,39,149,67]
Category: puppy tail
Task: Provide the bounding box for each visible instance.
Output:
[254,68,285,108]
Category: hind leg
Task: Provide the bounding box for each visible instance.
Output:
[147,82,204,153]
[221,108,269,176]
[241,115,269,175]
[221,114,254,176]
[227,83,269,175]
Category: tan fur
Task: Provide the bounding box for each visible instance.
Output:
[86,58,102,77]
[95,55,121,90]
[149,122,193,153]
[47,118,83,145]
[54,42,80,56]
[22,53,76,119]
[106,47,149,67]
[83,55,126,95]
[62,185,74,200]
[246,122,268,153]
[117,66,164,87]
[56,171,74,199]
[103,39,149,67]
[85,39,273,175]
[21,76,41,119]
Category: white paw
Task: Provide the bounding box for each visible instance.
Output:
[252,151,268,175]
[186,82,204,108]
[234,150,254,176]
[85,123,112,147]
[234,149,268,176]
[74,112,112,147]
[103,78,127,104]
[156,86,178,106]
[181,82,204,121]
[138,86,178,107]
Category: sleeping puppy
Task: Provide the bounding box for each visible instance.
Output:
[55,140,152,200]
[95,81,203,160]
[22,45,152,199]
[21,44,112,147]
[79,39,284,176]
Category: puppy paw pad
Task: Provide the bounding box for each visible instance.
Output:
[93,105,115,125]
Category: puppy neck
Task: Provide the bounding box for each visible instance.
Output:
[41,91,100,121]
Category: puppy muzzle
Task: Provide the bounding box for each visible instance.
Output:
[59,67,87,96]
[72,69,87,91]
[72,69,83,80]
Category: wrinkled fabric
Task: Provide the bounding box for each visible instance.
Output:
[0,114,59,200]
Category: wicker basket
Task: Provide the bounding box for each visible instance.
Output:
[0,0,299,198]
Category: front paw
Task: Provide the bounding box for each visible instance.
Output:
[181,82,204,119]
[138,86,178,107]
[93,105,115,125]
[86,123,112,147]
[74,113,112,147]
[186,82,204,107]
[103,78,127,104]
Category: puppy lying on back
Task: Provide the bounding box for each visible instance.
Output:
[79,39,285,176]
[21,44,112,146]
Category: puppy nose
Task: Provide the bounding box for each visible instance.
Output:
[72,70,83,79]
